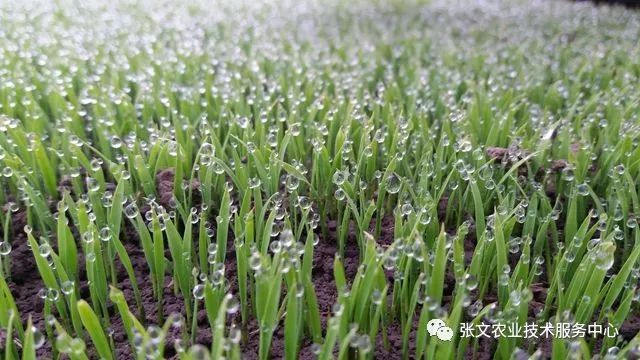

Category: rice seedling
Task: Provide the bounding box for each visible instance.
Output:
[0,0,639,359]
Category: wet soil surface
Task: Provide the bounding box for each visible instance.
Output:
[2,208,407,359]
[3,168,640,359]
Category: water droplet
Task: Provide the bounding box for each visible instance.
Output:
[465,274,478,291]
[99,227,112,242]
[248,177,261,189]
[124,203,139,219]
[285,175,299,192]
[371,289,383,305]
[576,183,589,196]
[594,242,615,271]
[193,284,205,300]
[226,295,240,314]
[386,173,401,194]
[564,248,576,263]
[2,167,13,178]
[110,136,122,149]
[61,281,74,295]
[39,243,51,257]
[401,203,413,216]
[0,241,12,255]
[333,170,346,186]
[32,327,45,349]
[562,167,575,181]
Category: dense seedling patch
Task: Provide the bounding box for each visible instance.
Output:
[0,0,639,359]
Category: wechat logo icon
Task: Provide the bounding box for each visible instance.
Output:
[427,319,454,341]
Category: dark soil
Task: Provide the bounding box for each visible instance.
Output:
[3,168,640,359]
